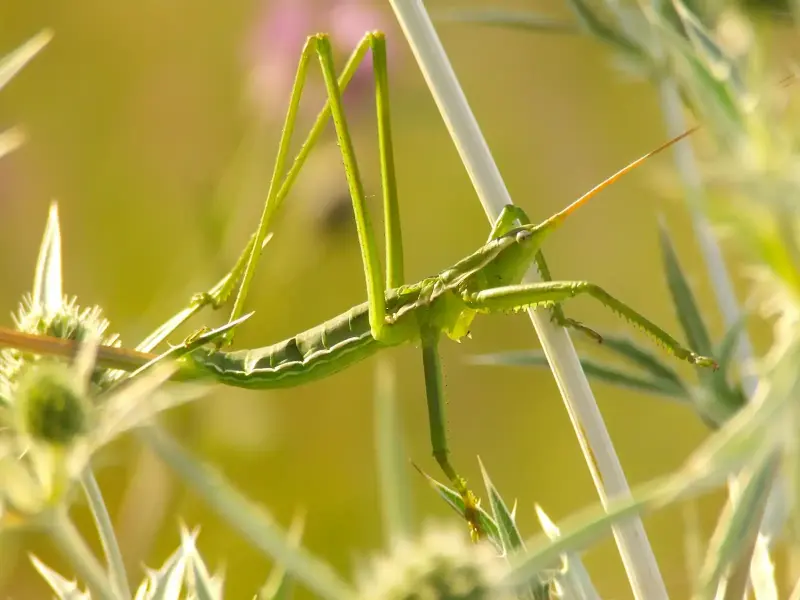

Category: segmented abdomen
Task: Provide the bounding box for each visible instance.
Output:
[180,302,385,389]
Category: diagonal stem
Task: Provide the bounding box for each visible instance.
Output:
[387,2,668,599]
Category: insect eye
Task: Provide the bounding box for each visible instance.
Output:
[515,230,532,243]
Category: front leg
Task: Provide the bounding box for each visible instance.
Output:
[533,251,603,344]
[464,281,718,368]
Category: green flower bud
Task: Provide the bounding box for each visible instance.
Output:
[15,362,89,446]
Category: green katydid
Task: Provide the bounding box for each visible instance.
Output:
[0,32,715,537]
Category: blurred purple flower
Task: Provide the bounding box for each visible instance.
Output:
[244,0,395,123]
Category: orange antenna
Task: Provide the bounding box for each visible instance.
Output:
[542,125,700,227]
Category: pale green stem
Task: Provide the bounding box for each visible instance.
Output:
[48,508,118,600]
[386,2,668,599]
[374,356,413,543]
[82,469,131,599]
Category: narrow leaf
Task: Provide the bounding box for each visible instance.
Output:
[478,460,551,600]
[0,30,53,92]
[669,0,745,96]
[658,218,713,357]
[414,465,501,544]
[477,457,524,553]
[714,316,747,382]
[81,470,131,600]
[599,335,686,389]
[563,0,642,57]
[535,506,602,600]
[434,9,579,34]
[257,513,304,600]
[470,351,687,398]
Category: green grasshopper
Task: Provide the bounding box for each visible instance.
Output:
[0,32,715,537]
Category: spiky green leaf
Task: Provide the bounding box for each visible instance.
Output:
[477,458,524,553]
[535,506,601,600]
[414,465,501,544]
[32,202,64,318]
[30,555,91,600]
[698,454,778,599]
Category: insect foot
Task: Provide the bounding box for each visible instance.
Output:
[691,354,719,370]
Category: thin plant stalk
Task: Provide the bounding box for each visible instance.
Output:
[47,508,118,600]
[386,2,668,599]
[81,470,131,599]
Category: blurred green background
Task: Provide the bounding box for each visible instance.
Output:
[0,0,777,597]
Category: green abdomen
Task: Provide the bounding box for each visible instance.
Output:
[178,302,388,389]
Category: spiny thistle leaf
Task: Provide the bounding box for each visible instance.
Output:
[257,514,305,600]
[30,554,91,600]
[414,465,501,545]
[477,459,551,600]
[698,454,778,599]
[477,458,524,554]
[181,526,225,600]
[535,506,601,600]
[33,202,64,319]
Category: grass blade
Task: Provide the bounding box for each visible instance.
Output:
[470,350,686,398]
[599,335,686,389]
[434,9,579,34]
